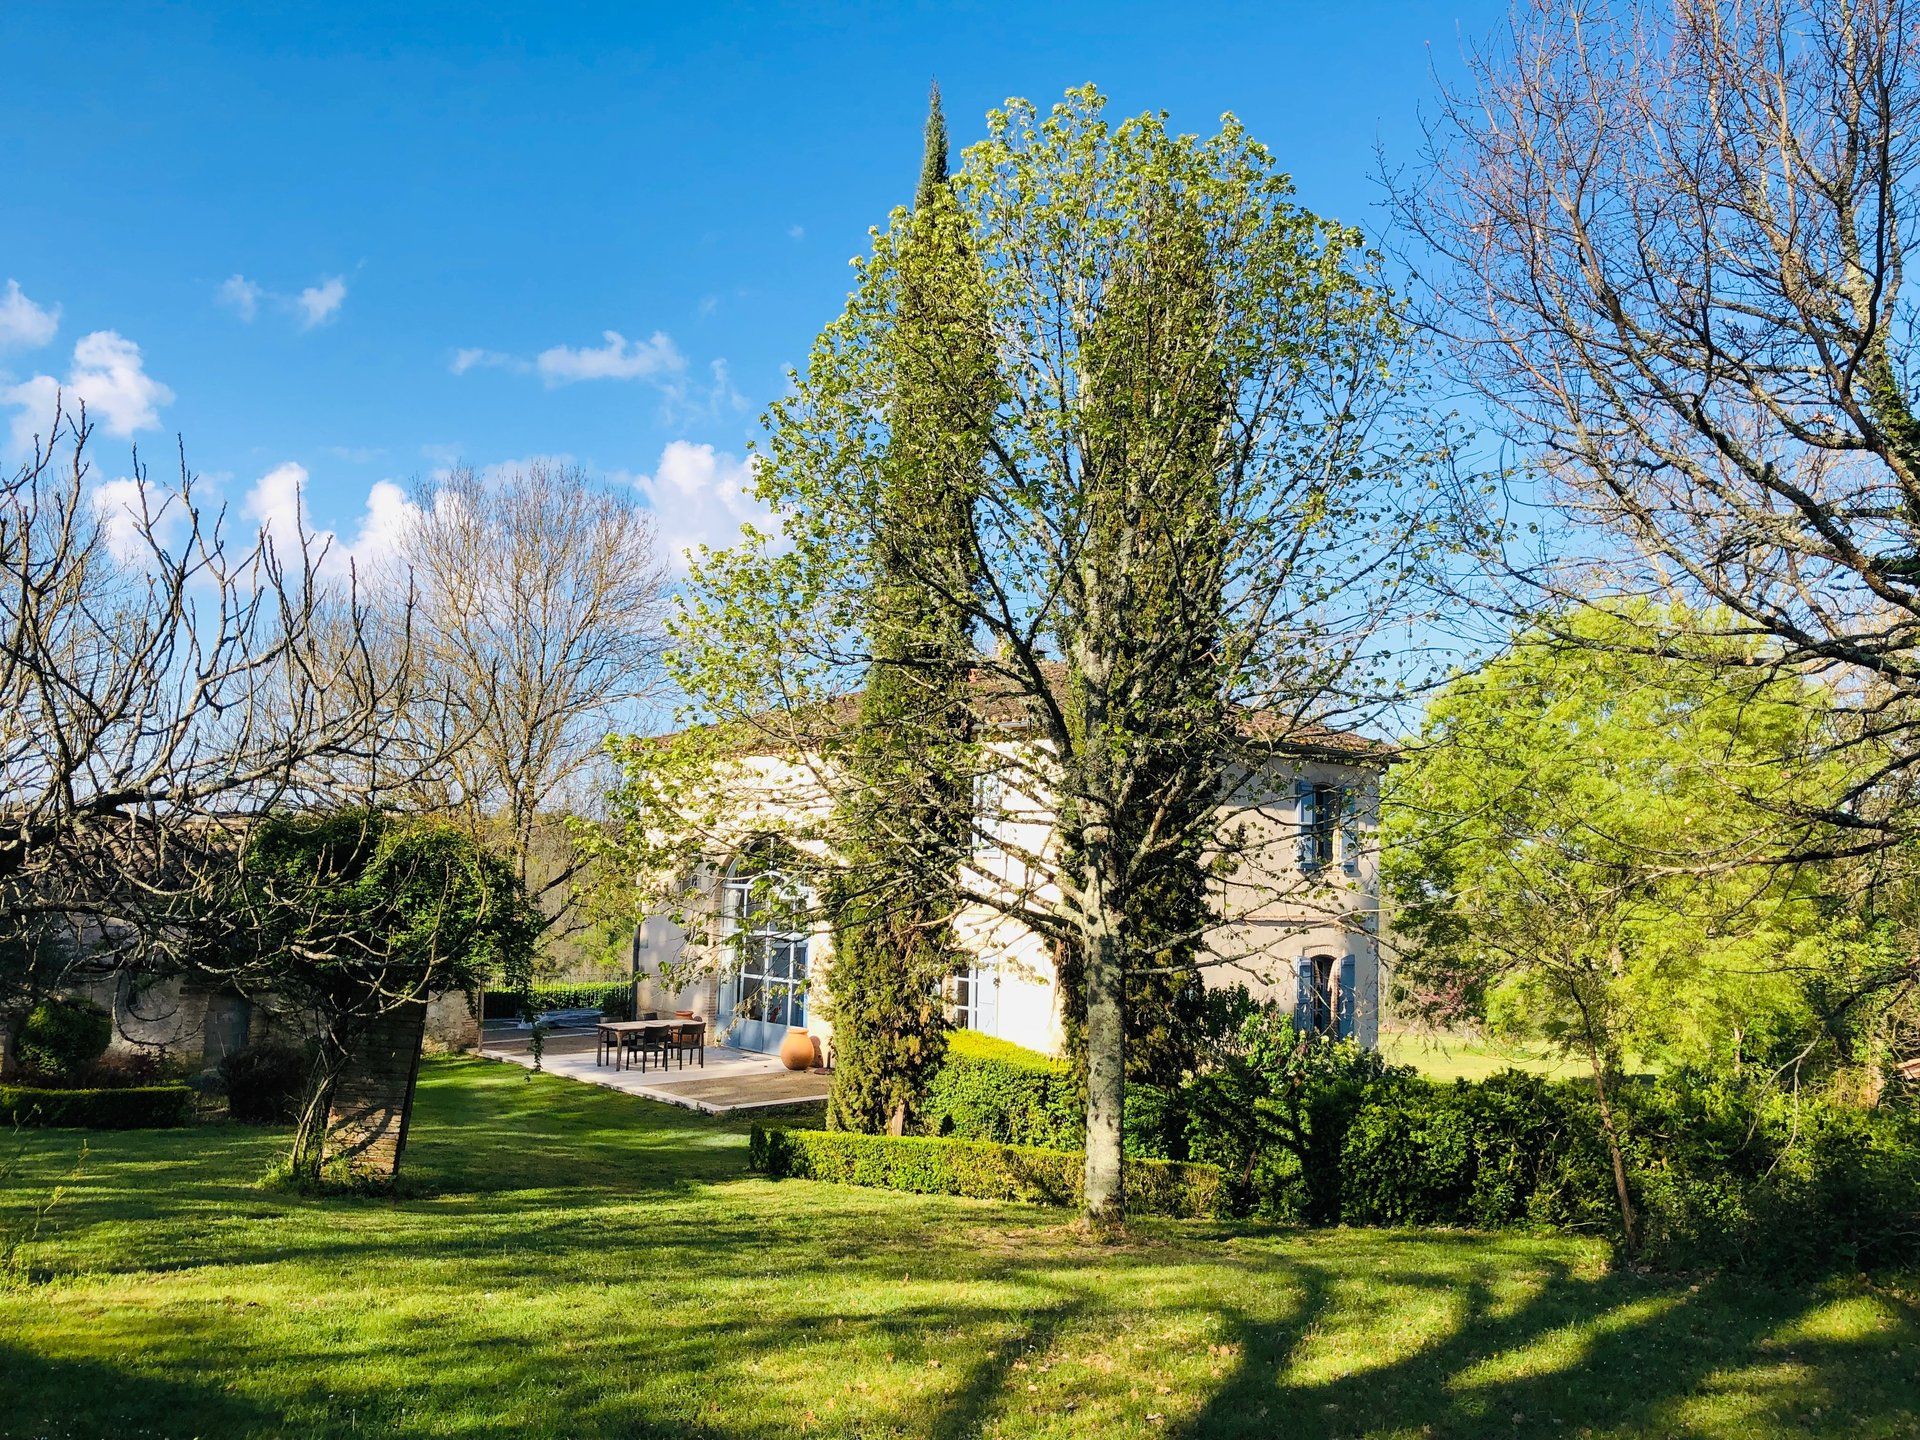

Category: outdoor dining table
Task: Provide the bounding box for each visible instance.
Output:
[595,1016,705,1071]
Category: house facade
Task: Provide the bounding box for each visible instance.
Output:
[631,724,1389,1062]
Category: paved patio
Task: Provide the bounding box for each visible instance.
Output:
[479,1014,832,1115]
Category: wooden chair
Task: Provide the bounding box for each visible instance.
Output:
[624,1024,670,1072]
[670,1020,705,1070]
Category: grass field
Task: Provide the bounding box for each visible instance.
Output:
[2,1057,1916,1439]
[1379,1028,1589,1083]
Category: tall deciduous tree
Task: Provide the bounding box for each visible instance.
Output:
[637,88,1451,1226]
[1400,0,1920,1076]
[825,84,991,1136]
[1383,602,1849,1249]
[390,461,667,965]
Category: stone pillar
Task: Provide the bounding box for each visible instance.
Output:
[323,999,428,1180]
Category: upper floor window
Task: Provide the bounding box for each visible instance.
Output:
[1296,780,1340,871]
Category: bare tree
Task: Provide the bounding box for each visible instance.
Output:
[0,405,435,1076]
[1401,0,1920,844]
[390,461,667,961]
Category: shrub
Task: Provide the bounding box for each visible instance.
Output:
[750,1126,1223,1219]
[919,1030,1081,1149]
[1180,1015,1394,1223]
[480,980,633,1021]
[15,999,112,1082]
[219,1043,313,1124]
[0,1084,194,1129]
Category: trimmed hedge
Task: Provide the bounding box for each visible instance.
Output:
[920,1030,1082,1149]
[0,1083,195,1129]
[480,980,634,1021]
[749,1126,1223,1219]
[16,998,112,1081]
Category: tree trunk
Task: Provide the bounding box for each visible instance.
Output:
[0,1013,17,1081]
[287,1022,352,1184]
[1584,1044,1638,1256]
[1082,914,1126,1230]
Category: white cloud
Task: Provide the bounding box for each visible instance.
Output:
[787,224,806,241]
[4,330,175,455]
[535,329,685,387]
[216,274,263,322]
[296,276,348,329]
[449,346,528,376]
[0,280,59,350]
[216,273,348,330]
[244,460,310,550]
[91,474,186,562]
[241,461,420,576]
[629,440,772,572]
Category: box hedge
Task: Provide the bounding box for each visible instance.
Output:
[919,1030,1082,1149]
[0,1083,195,1129]
[749,1126,1223,1219]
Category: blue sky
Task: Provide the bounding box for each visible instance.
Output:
[1,0,1504,568]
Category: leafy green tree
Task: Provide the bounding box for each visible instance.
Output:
[826,84,990,1136]
[197,809,540,1184]
[1383,602,1849,1248]
[630,88,1448,1226]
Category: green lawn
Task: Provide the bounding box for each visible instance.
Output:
[1379,1028,1589,1083]
[3,1058,1916,1440]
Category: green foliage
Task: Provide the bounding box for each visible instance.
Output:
[1179,1010,1392,1223]
[1383,601,1853,1076]
[750,1125,1223,1218]
[14,999,111,1082]
[218,1044,312,1125]
[229,810,543,1008]
[919,1029,1082,1149]
[0,1083,193,1129]
[825,83,987,1135]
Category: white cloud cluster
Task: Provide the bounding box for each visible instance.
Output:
[536,329,684,387]
[628,440,772,572]
[0,280,59,350]
[217,272,349,330]
[449,329,691,392]
[241,462,417,576]
[4,330,175,456]
[296,277,348,329]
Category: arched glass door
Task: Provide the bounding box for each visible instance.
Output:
[715,862,809,1054]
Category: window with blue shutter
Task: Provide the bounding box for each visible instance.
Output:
[1293,954,1314,1033]
[1337,954,1357,1039]
[1297,780,1339,871]
[1340,787,1362,874]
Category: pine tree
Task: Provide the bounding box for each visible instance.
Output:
[826,85,992,1135]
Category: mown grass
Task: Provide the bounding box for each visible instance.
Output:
[2,1056,1916,1439]
[1379,1027,1589,1083]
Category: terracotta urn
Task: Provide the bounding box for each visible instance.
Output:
[779,1026,815,1071]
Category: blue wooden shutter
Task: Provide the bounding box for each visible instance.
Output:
[1295,779,1318,869]
[1293,955,1314,1033]
[1340,787,1361,874]
[1337,954,1357,1039]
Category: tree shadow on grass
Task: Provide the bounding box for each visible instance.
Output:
[0,1342,280,1439]
[1180,1233,1920,1439]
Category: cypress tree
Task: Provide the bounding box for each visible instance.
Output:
[826,85,992,1134]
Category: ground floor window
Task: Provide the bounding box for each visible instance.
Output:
[946,963,999,1034]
